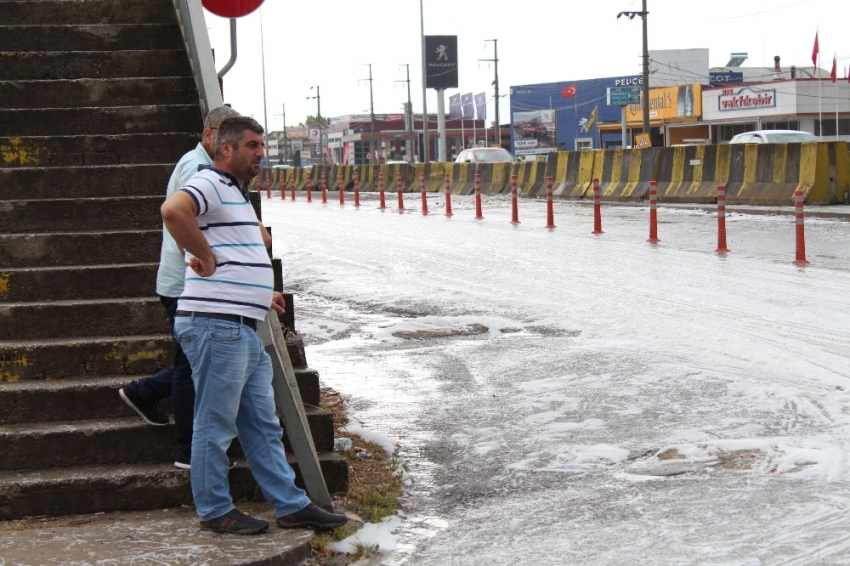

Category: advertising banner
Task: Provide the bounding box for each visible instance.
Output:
[512,110,556,155]
[425,36,458,90]
[449,93,462,120]
[474,92,487,121]
[461,93,474,119]
[626,84,702,123]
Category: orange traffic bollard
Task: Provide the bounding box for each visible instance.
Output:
[353,170,360,207]
[321,171,327,204]
[396,171,405,211]
[715,184,730,253]
[338,171,345,206]
[474,173,483,220]
[793,189,809,265]
[647,180,660,243]
[545,176,555,229]
[420,172,428,215]
[378,170,386,209]
[592,178,603,234]
[444,171,453,217]
[510,174,520,224]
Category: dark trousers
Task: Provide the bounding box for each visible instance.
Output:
[136,295,195,459]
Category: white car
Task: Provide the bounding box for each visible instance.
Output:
[455,148,516,163]
[728,130,816,144]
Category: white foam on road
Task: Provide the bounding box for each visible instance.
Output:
[263,195,850,564]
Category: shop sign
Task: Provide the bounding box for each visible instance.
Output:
[515,139,538,148]
[718,87,776,111]
[615,77,643,87]
[709,72,744,85]
[608,87,641,105]
[626,84,701,123]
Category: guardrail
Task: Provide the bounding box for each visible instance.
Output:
[172,0,223,116]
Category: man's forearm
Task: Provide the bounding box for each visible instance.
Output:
[162,199,214,265]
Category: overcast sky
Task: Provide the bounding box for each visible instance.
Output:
[204,0,850,131]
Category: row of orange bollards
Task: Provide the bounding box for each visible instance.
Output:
[269,172,810,265]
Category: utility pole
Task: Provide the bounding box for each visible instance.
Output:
[396,64,415,161]
[419,0,429,163]
[618,0,650,137]
[480,39,500,147]
[274,103,288,164]
[359,65,377,165]
[307,86,322,164]
[259,11,269,157]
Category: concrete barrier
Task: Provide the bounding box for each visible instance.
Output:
[550,151,595,199]
[654,145,731,203]
[511,159,547,198]
[474,162,511,195]
[444,162,475,194]
[423,162,447,192]
[725,142,830,205]
[595,148,657,202]
[827,141,850,203]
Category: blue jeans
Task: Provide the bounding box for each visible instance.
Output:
[174,314,311,521]
[135,295,195,459]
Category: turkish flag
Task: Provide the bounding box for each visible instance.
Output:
[812,31,819,67]
[561,84,577,98]
[831,55,837,83]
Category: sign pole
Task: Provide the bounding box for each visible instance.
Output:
[437,89,447,161]
[621,105,628,148]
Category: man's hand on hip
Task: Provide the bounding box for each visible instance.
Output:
[271,292,286,315]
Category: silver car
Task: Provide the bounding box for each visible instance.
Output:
[728,130,817,144]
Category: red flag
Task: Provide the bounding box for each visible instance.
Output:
[831,55,837,83]
[561,84,577,98]
[812,31,819,66]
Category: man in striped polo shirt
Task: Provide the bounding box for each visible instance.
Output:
[162,116,347,535]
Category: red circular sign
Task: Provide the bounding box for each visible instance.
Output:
[202,0,264,18]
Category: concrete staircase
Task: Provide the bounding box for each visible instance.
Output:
[0,0,344,521]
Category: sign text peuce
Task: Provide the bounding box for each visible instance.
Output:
[718,88,776,111]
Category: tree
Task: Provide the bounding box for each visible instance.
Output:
[301,115,327,127]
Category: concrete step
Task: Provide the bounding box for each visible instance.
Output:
[0,297,168,341]
[0,104,201,137]
[0,453,348,520]
[0,50,191,81]
[0,372,321,427]
[1,164,173,199]
[0,229,161,268]
[0,376,170,425]
[2,77,198,110]
[293,367,321,408]
[0,134,197,169]
[0,263,158,303]
[1,0,177,27]
[0,196,164,234]
[0,24,184,52]
[0,408,335,469]
[0,334,172,381]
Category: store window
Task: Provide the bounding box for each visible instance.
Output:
[575,138,593,151]
[718,123,756,142]
[815,119,850,136]
[763,121,801,131]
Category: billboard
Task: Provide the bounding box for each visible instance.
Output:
[512,110,556,155]
[626,84,702,123]
[425,36,458,90]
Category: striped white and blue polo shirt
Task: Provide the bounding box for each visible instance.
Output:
[176,166,272,321]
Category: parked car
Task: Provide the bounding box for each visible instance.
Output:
[455,148,516,163]
[728,130,817,144]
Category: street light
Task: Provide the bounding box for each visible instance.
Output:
[307,86,323,164]
[618,0,650,137]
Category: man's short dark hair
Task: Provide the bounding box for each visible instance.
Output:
[214,117,264,159]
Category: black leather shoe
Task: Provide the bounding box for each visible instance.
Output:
[200,508,269,535]
[277,503,348,531]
